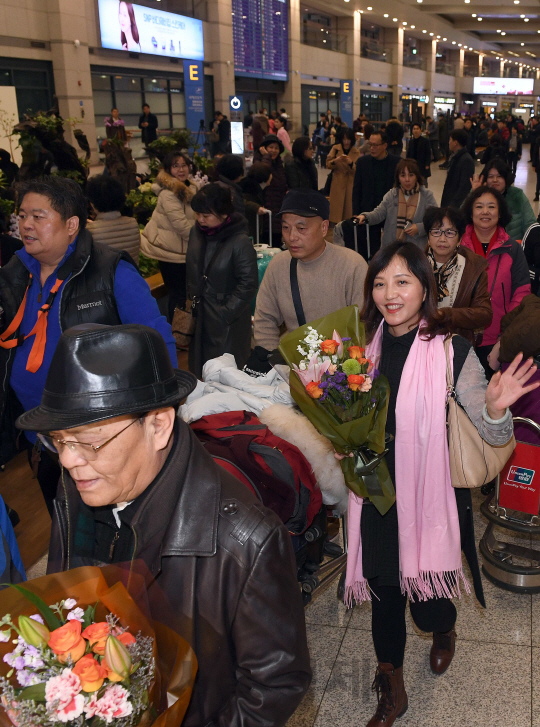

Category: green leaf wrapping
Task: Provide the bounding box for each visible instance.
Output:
[278,305,395,515]
[18,683,46,702]
[0,584,62,631]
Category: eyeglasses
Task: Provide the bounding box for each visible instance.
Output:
[430,228,458,239]
[370,142,384,148]
[38,417,140,461]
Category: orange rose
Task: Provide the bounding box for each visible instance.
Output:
[320,340,338,355]
[48,621,86,664]
[105,667,124,683]
[82,622,110,655]
[347,374,365,392]
[117,632,136,647]
[358,358,369,366]
[348,346,365,360]
[306,381,323,399]
[72,653,108,692]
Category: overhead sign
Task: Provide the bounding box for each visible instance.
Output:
[183,60,205,136]
[232,0,289,81]
[340,80,353,128]
[401,94,430,103]
[434,97,456,104]
[230,96,242,112]
[98,0,204,60]
[473,77,534,95]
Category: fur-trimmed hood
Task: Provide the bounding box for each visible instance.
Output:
[152,169,197,202]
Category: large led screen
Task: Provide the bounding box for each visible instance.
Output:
[473,77,534,95]
[232,0,289,81]
[98,0,204,60]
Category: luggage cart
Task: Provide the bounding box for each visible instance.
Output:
[479,417,540,593]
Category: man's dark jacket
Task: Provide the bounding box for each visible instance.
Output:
[0,229,133,463]
[218,116,232,153]
[406,135,432,178]
[440,146,475,209]
[352,153,400,215]
[48,420,311,727]
[138,112,158,145]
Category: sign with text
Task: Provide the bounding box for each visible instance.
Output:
[473,77,533,96]
[232,0,288,81]
[340,80,353,129]
[183,60,205,137]
[499,441,540,516]
[98,0,203,59]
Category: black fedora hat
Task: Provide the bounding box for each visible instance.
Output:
[16,324,197,432]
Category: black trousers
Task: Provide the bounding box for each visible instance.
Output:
[430,139,440,162]
[507,152,518,176]
[26,439,60,519]
[475,344,495,381]
[370,582,457,669]
[158,261,187,323]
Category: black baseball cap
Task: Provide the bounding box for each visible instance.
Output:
[276,190,330,221]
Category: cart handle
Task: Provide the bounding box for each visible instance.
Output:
[512,416,540,435]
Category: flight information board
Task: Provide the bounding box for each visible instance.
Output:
[232,0,289,81]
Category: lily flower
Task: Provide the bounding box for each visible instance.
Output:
[332,330,344,358]
[293,354,331,387]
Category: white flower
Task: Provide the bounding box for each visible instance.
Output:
[0,631,10,642]
[299,360,308,371]
[66,608,85,623]
[29,614,44,624]
[63,598,77,610]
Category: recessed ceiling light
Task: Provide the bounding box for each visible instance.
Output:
[514,1,520,4]
[520,13,525,17]
[422,29,427,32]
[411,25,415,28]
[477,17,482,20]
[392,17,398,21]
[384,13,389,17]
[443,37,447,40]
[458,42,462,46]
[367,5,372,8]
[501,31,506,34]
[472,13,477,16]
[437,35,441,38]
[497,29,501,32]
[403,21,407,24]
[525,17,529,21]
[452,40,456,44]
[522,42,525,45]
[429,32,434,35]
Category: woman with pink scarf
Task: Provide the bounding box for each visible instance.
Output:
[349,242,537,727]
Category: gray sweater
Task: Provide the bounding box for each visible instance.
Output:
[363,186,437,249]
[254,243,368,350]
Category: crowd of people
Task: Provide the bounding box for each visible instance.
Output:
[0,102,538,727]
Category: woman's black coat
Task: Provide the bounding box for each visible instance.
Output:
[186,214,258,378]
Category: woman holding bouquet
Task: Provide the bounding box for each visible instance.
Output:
[347,241,538,727]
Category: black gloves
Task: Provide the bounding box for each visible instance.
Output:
[243,346,274,377]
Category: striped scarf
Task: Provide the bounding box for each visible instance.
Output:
[396,186,420,241]
[427,246,459,302]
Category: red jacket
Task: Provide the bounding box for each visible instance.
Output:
[460,224,530,346]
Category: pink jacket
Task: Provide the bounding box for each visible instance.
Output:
[460,224,531,346]
[277,127,292,153]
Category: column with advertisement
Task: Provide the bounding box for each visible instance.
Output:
[183,60,205,151]
[229,95,244,155]
[341,80,353,128]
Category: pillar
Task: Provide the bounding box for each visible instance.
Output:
[519,65,523,78]
[46,0,98,162]
[426,39,437,117]
[454,48,465,114]
[386,27,403,118]
[340,10,362,122]
[479,53,484,76]
[207,0,236,117]
[500,59,505,78]
[278,0,302,135]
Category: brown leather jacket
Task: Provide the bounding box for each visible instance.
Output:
[47,421,311,727]
[440,245,493,344]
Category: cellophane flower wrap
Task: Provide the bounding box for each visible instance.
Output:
[0,566,197,727]
[279,305,395,515]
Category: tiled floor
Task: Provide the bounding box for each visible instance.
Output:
[292,148,540,727]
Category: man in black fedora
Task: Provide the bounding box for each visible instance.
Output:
[16,323,310,727]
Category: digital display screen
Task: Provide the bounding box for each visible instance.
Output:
[98,0,204,60]
[473,77,534,96]
[232,0,289,81]
[231,122,244,154]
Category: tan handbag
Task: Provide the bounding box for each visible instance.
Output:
[171,300,195,351]
[444,337,516,488]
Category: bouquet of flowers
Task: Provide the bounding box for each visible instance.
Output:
[279,305,395,515]
[0,567,196,727]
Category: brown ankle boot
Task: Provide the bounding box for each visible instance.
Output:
[430,629,456,675]
[366,662,408,726]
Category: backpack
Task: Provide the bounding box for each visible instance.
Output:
[522,222,540,295]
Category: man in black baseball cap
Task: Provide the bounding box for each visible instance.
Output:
[247,189,368,376]
[22,323,310,726]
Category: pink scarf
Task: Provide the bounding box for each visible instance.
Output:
[344,321,470,604]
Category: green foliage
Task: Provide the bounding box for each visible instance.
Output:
[125,182,158,227]
[52,169,86,186]
[1,583,62,631]
[138,252,160,278]
[192,153,213,175]
[0,198,15,218]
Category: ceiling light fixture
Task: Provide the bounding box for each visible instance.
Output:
[525,17,530,21]
[520,13,525,17]
[522,42,525,45]
[443,36,447,40]
[477,17,482,21]
[411,24,415,28]
[472,13,476,17]
[422,28,427,32]
[393,17,398,21]
[496,29,501,33]
[452,40,456,43]
[429,31,434,35]
[367,5,372,8]
[384,13,389,17]
[437,34,441,38]
[501,31,506,34]
[458,42,462,46]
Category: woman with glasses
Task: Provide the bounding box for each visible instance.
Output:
[356,158,437,249]
[471,158,536,241]
[460,185,531,376]
[423,206,492,344]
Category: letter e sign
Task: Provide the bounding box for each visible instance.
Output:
[343,82,350,93]
[189,65,199,81]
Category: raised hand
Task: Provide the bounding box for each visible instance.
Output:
[470,172,483,190]
[485,353,540,420]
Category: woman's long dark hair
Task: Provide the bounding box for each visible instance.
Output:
[120,2,140,46]
[292,136,311,162]
[361,242,446,342]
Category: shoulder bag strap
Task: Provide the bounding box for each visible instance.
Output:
[444,335,454,394]
[289,258,306,327]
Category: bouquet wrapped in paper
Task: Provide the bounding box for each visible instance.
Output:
[279,305,395,515]
[0,566,197,727]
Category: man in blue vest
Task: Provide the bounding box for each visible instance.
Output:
[0,176,176,516]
